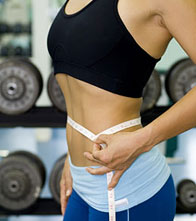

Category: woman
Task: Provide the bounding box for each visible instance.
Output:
[47,0,196,220]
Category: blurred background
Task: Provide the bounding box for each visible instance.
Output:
[0,0,195,220]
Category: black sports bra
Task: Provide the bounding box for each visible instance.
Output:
[47,0,161,98]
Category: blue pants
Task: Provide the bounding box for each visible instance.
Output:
[63,174,176,221]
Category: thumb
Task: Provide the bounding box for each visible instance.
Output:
[108,169,125,190]
[94,134,110,144]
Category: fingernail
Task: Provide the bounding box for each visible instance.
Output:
[108,187,112,191]
[66,190,71,196]
[100,143,106,149]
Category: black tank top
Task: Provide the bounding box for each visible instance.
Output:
[47,0,161,98]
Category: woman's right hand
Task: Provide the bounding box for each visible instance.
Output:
[60,154,73,216]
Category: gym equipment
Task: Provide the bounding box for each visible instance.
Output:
[0,23,9,33]
[0,46,10,56]
[0,150,46,211]
[14,46,24,56]
[49,154,67,204]
[23,23,31,33]
[23,47,31,56]
[0,58,43,115]
[0,23,31,34]
[177,179,196,211]
[12,23,23,34]
[2,0,29,26]
[141,70,162,113]
[8,150,46,186]
[165,58,196,102]
[47,72,66,113]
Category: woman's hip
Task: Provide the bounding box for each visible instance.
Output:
[64,174,176,221]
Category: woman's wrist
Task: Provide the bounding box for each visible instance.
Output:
[135,124,160,152]
[143,121,167,151]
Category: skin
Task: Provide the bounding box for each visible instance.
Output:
[56,0,196,215]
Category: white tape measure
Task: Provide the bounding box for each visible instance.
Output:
[107,172,116,220]
[67,116,141,221]
[99,143,116,221]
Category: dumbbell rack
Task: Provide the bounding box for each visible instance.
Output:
[0,105,193,215]
[0,105,171,128]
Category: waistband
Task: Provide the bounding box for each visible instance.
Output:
[68,147,171,212]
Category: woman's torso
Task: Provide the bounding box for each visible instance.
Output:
[55,0,172,167]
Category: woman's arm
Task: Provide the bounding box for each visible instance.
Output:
[158,0,196,64]
[145,86,196,148]
[84,0,196,189]
[84,87,196,189]
[136,0,196,145]
[60,152,73,215]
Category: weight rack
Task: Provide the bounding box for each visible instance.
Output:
[0,105,194,215]
[0,105,171,128]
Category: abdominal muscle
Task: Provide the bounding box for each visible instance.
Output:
[55,73,143,167]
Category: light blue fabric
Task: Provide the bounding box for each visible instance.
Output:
[68,145,171,212]
[63,175,176,221]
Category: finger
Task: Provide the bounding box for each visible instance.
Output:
[92,147,112,164]
[61,202,66,216]
[93,139,112,163]
[83,151,106,166]
[60,187,67,215]
[94,134,110,144]
[60,188,72,215]
[60,192,67,215]
[93,143,102,151]
[86,166,112,175]
[108,169,125,190]
[60,177,72,213]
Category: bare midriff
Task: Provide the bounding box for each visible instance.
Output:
[52,0,173,167]
[55,74,143,167]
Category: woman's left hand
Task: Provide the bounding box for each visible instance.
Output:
[84,126,153,189]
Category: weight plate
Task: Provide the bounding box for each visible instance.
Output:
[47,72,66,113]
[15,58,43,99]
[49,154,67,204]
[0,155,42,211]
[23,24,31,33]
[14,46,24,56]
[141,70,162,113]
[165,58,196,102]
[0,59,43,115]
[0,46,10,57]
[0,23,9,33]
[12,23,23,34]
[8,150,46,187]
[177,179,196,194]
[178,179,196,210]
